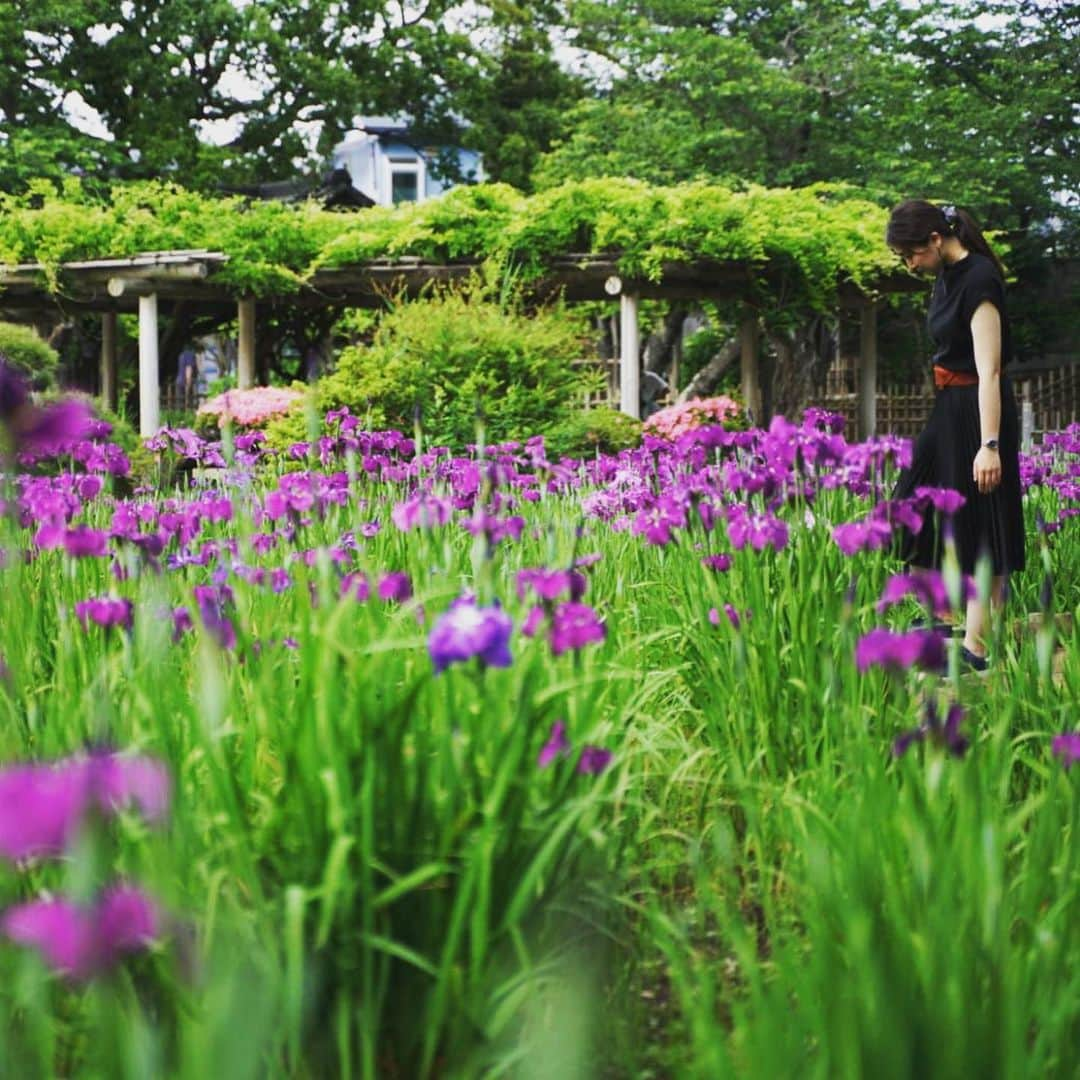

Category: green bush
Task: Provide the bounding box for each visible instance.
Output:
[0,321,58,389]
[266,289,599,453]
[541,406,643,460]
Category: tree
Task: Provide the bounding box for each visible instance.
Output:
[0,0,479,190]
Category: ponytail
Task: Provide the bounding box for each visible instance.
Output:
[886,199,1005,276]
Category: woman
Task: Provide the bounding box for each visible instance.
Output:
[886,199,1025,670]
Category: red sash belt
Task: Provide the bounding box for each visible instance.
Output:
[933,365,981,389]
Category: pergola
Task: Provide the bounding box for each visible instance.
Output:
[0,250,922,437]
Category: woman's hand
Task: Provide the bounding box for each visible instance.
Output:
[973,445,1001,494]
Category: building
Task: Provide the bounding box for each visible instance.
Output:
[330,117,484,207]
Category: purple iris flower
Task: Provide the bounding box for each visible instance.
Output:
[340,572,370,602]
[517,568,588,604]
[63,526,109,559]
[391,492,453,531]
[0,752,170,862]
[549,602,606,656]
[18,399,96,457]
[893,701,969,758]
[3,884,159,981]
[378,571,413,603]
[171,607,193,642]
[521,605,545,637]
[876,571,973,619]
[577,747,613,775]
[1051,733,1080,770]
[193,584,237,650]
[0,357,28,423]
[855,628,946,675]
[915,487,967,515]
[832,518,894,556]
[538,720,571,768]
[701,554,733,572]
[74,597,134,632]
[428,597,513,674]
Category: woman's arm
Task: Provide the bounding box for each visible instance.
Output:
[971,299,1002,494]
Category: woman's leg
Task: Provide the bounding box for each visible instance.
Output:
[963,575,1005,657]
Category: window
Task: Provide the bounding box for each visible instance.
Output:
[391,169,419,203]
[388,155,422,204]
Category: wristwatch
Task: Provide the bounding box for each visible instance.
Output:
[983,438,999,451]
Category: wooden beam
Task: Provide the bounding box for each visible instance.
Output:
[739,313,761,424]
[100,311,117,413]
[858,299,878,440]
[138,293,160,437]
[237,296,256,389]
[619,291,640,418]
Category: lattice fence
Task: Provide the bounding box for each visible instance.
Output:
[818,364,1080,441]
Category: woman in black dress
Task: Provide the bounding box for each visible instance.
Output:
[886,199,1025,670]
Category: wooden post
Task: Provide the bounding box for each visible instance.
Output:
[138,293,160,437]
[237,296,256,389]
[739,313,760,424]
[100,311,117,413]
[858,299,878,440]
[619,291,640,419]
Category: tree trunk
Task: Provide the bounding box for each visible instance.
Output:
[676,334,740,403]
[765,315,837,421]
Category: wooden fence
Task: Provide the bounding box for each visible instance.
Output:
[820,365,1080,442]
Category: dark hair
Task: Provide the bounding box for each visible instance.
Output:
[886,199,1004,275]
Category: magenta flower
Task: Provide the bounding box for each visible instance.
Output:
[391,492,453,531]
[171,607,193,642]
[516,567,588,604]
[3,885,159,981]
[62,526,109,559]
[378,571,413,603]
[832,518,894,556]
[893,701,969,758]
[701,554,732,572]
[876,571,973,619]
[915,486,967,514]
[17,399,95,457]
[855,629,946,675]
[428,597,513,674]
[538,720,571,768]
[75,597,134,632]
[549,602,606,657]
[521,605,545,637]
[193,584,237,649]
[1051,733,1080,770]
[0,752,170,862]
[577,747,613,775]
[340,571,371,602]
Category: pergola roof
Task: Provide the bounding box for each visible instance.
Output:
[0,249,923,320]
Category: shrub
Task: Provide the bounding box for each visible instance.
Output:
[0,321,59,389]
[197,386,305,432]
[290,290,597,452]
[641,395,744,440]
[541,406,643,460]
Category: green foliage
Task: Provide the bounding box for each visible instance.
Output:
[0,321,58,388]
[540,406,643,460]
[0,175,905,317]
[308,288,596,451]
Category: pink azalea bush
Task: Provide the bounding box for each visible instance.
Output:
[198,387,303,430]
[642,395,742,440]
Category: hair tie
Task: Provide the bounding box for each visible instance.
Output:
[941,204,958,227]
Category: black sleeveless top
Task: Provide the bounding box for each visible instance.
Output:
[928,251,1012,373]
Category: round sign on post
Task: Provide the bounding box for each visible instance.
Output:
[604,275,623,296]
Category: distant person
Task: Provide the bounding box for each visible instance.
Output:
[176,346,197,409]
[304,343,323,383]
[196,343,220,398]
[886,199,1025,672]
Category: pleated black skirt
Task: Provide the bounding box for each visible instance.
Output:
[892,373,1026,576]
